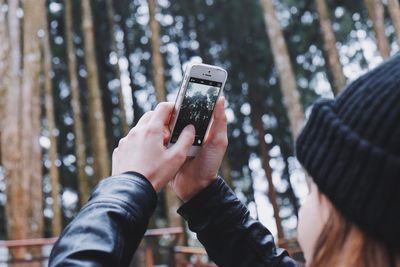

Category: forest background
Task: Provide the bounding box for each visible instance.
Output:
[0,0,399,265]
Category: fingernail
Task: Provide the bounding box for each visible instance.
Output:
[220,96,225,106]
[185,124,195,134]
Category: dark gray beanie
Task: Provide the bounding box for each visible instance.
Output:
[296,54,400,249]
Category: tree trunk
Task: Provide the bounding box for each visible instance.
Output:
[65,0,90,206]
[21,0,44,264]
[148,0,166,103]
[122,2,152,256]
[93,8,119,159]
[364,0,390,58]
[2,0,28,261]
[117,0,144,126]
[106,0,130,135]
[251,103,284,240]
[147,0,186,250]
[121,26,143,127]
[260,0,304,139]
[260,0,313,192]
[189,0,235,194]
[315,0,347,95]
[388,0,400,45]
[40,2,62,237]
[190,4,233,189]
[81,0,110,183]
[0,0,8,166]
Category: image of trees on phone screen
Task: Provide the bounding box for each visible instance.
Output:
[170,77,222,146]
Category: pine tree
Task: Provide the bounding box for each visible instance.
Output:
[260,0,304,139]
[316,0,347,94]
[250,100,284,239]
[148,0,166,103]
[116,0,144,127]
[387,0,400,45]
[21,0,44,264]
[364,0,390,58]
[259,0,313,208]
[183,1,234,188]
[40,1,62,236]
[147,0,185,248]
[2,0,28,260]
[0,0,8,163]
[81,0,110,182]
[105,0,130,135]
[65,0,90,206]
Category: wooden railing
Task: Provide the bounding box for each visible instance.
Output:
[0,227,216,266]
[0,237,58,249]
[0,229,304,266]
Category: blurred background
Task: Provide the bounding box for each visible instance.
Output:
[0,0,399,266]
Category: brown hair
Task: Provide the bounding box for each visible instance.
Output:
[308,204,400,267]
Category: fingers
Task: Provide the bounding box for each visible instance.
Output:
[136,111,154,127]
[205,97,228,147]
[167,124,195,162]
[150,102,175,128]
[163,126,171,145]
[213,97,226,121]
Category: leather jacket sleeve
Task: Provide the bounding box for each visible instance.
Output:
[178,177,299,267]
[49,171,157,267]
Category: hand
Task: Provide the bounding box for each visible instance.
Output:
[112,102,195,191]
[170,97,228,201]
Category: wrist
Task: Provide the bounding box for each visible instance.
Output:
[150,179,162,192]
[182,177,217,202]
[126,169,161,191]
[122,171,160,192]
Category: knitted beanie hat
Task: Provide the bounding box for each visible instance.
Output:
[296,54,400,249]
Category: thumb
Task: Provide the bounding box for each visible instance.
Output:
[168,124,195,159]
[205,97,227,144]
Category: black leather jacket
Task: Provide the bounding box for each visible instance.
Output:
[49,172,298,267]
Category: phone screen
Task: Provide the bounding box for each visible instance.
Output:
[170,77,222,146]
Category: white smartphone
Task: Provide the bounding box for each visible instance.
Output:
[167,63,228,157]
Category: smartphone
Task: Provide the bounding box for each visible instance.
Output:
[168,63,228,157]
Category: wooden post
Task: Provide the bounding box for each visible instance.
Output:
[145,246,154,267]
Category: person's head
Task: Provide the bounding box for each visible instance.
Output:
[295,54,400,266]
[298,182,400,266]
